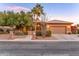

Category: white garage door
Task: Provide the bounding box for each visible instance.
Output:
[51,26,66,34]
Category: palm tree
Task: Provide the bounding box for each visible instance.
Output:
[31,3,44,38]
[41,13,47,37]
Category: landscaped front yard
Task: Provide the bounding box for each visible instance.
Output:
[33,34,79,40]
[0,32,79,41]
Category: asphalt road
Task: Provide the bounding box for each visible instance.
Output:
[0,41,79,56]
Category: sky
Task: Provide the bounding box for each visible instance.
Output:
[0,3,79,24]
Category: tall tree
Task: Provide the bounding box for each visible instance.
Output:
[31,4,44,35]
[19,11,33,32]
[0,10,33,35]
[31,3,46,38]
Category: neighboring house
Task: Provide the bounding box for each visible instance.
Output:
[77,24,79,34]
[46,20,73,34]
[71,25,77,34]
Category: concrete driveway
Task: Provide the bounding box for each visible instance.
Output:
[37,34,79,41]
[52,34,79,40]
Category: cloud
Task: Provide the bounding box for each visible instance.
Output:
[1,5,31,12]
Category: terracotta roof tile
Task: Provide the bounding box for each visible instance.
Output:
[47,20,73,24]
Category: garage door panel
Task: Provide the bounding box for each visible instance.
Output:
[51,26,66,34]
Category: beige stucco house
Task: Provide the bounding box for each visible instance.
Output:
[46,20,73,34]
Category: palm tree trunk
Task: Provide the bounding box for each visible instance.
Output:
[34,19,37,39]
[32,15,37,39]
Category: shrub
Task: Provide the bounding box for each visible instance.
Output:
[46,30,52,37]
[77,29,79,34]
[36,31,42,36]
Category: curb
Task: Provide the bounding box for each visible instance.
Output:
[0,39,79,42]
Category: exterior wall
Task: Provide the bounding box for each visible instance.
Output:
[46,23,72,34]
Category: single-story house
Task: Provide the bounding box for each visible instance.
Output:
[46,20,73,34]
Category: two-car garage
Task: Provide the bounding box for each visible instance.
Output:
[51,26,66,34]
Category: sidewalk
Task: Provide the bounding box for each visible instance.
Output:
[0,35,32,41]
[0,34,79,42]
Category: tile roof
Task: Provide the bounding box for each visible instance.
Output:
[47,20,73,24]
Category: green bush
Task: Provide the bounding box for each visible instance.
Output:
[46,30,52,37]
[36,31,42,36]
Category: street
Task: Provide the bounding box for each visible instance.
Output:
[0,41,79,56]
